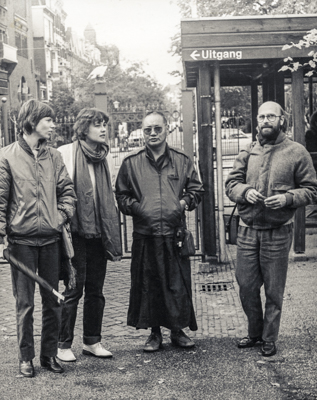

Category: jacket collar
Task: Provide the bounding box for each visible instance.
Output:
[18,134,47,157]
[145,143,172,164]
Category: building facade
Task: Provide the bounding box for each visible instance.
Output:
[0,0,37,111]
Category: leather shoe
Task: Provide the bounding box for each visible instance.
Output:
[83,342,112,358]
[237,336,263,348]
[40,356,64,373]
[261,341,277,357]
[57,348,76,362]
[144,332,163,352]
[170,330,195,348]
[19,360,34,378]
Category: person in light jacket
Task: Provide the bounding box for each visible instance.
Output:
[57,108,121,362]
[0,99,76,377]
[226,101,317,357]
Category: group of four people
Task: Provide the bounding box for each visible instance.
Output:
[0,99,316,378]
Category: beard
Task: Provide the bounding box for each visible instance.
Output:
[259,123,280,140]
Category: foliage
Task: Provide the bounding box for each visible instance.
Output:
[173,0,317,18]
[279,29,317,77]
[103,61,167,106]
[49,44,174,144]
[219,86,251,117]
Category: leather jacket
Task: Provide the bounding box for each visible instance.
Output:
[115,145,204,236]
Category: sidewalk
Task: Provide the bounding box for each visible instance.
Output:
[0,231,317,399]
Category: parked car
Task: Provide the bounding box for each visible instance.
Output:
[213,129,252,156]
[128,129,145,148]
[222,116,252,133]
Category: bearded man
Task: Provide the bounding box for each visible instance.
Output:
[225,101,317,357]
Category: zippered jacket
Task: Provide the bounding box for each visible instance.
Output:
[0,136,76,246]
[115,145,204,236]
[225,132,317,229]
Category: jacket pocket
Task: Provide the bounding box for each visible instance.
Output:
[271,183,293,192]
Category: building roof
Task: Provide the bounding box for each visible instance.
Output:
[181,14,317,87]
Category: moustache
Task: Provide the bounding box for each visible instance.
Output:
[260,125,274,132]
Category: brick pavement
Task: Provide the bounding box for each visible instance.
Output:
[0,244,247,342]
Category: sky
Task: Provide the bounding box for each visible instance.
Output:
[63,0,183,87]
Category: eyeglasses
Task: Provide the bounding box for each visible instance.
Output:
[257,114,282,123]
[143,126,163,135]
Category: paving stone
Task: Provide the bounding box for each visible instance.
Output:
[0,244,248,341]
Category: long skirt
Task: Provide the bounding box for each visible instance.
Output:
[127,233,197,331]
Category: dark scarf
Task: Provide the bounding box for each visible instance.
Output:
[72,140,121,260]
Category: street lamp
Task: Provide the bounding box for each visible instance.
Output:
[113,100,120,111]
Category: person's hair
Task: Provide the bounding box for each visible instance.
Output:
[279,105,288,133]
[72,108,109,141]
[17,99,55,135]
[143,111,168,125]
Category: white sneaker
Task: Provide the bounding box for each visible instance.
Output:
[57,348,77,362]
[82,342,113,358]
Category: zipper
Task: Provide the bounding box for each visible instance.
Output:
[159,171,163,234]
[35,157,41,240]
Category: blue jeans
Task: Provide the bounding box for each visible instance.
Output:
[59,236,107,348]
[9,241,61,361]
[236,224,293,342]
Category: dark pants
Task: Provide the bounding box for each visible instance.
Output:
[9,241,61,362]
[236,224,293,342]
[59,236,107,349]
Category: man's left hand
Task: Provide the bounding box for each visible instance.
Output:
[264,194,287,209]
[180,200,187,211]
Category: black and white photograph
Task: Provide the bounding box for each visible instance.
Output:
[0,0,317,399]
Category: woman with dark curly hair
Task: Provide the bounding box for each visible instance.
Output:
[0,99,76,377]
[57,108,121,362]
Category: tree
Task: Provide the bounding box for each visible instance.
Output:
[49,45,174,145]
[173,0,316,19]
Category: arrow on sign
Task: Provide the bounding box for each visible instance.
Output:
[190,50,200,60]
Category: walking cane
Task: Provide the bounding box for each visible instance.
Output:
[3,248,65,303]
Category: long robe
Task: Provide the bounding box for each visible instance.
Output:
[127,232,197,331]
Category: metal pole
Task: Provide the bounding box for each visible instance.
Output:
[2,97,9,146]
[198,63,217,257]
[214,62,226,262]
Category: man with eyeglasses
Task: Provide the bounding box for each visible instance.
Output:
[116,111,204,352]
[226,101,317,357]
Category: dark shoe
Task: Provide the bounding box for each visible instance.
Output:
[170,330,195,348]
[237,336,263,349]
[19,360,34,378]
[261,341,277,357]
[40,356,64,373]
[143,332,163,352]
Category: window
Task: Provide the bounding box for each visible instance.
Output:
[15,31,28,58]
[0,28,7,43]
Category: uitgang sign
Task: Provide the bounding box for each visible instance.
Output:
[190,50,243,61]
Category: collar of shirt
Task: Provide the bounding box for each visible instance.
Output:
[145,144,170,171]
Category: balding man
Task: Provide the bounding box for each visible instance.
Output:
[226,101,317,357]
[116,111,204,352]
